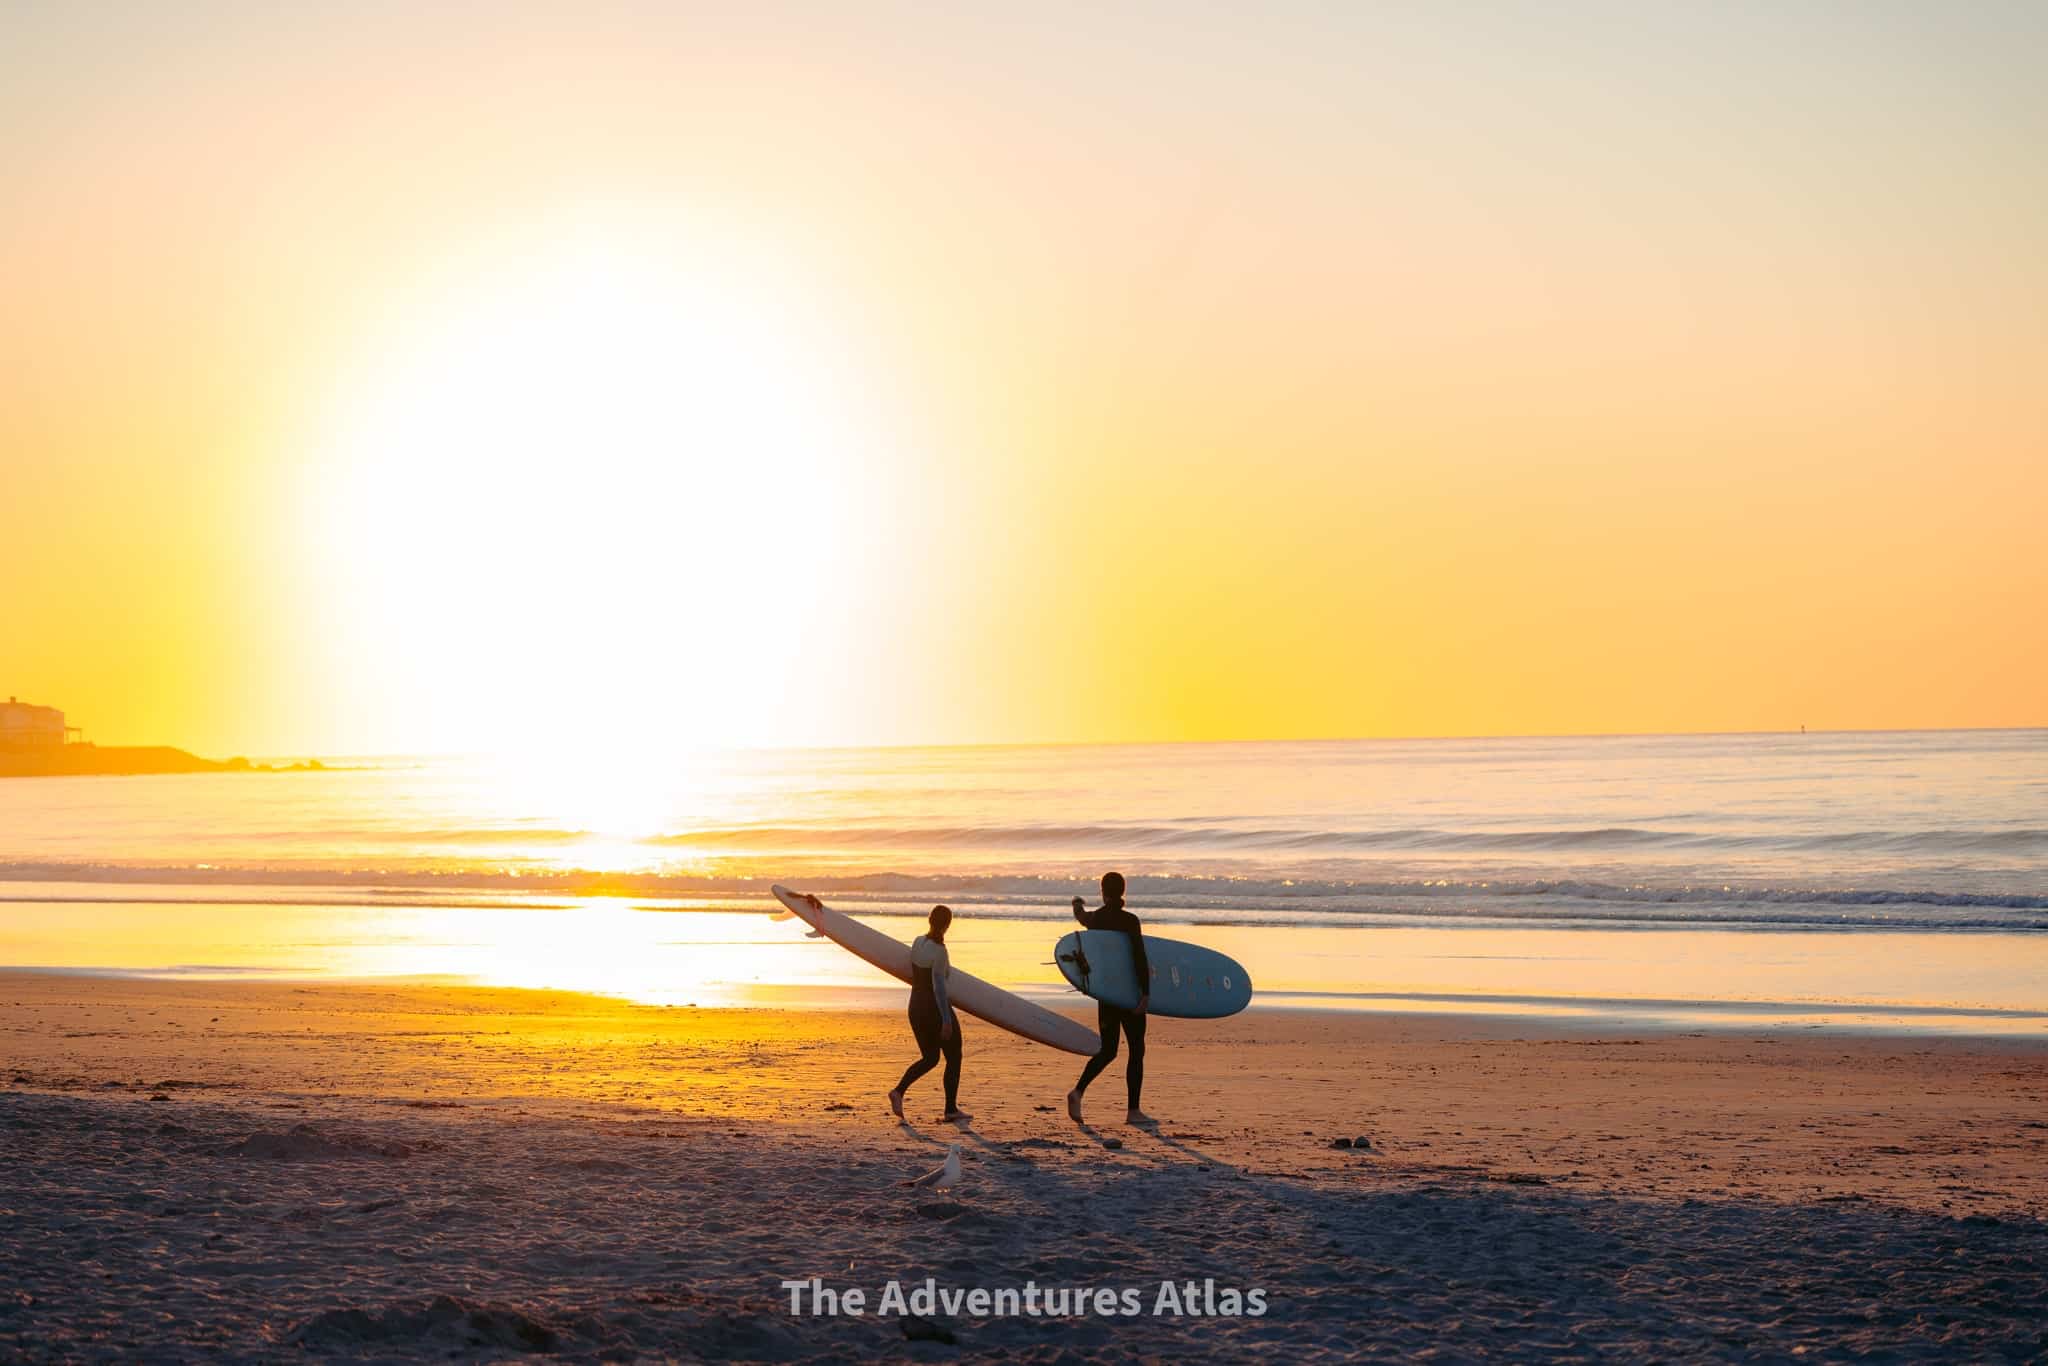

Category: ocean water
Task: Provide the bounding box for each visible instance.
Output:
[2,731,2045,1030]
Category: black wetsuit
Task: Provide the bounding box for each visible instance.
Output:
[895,942,961,1111]
[1073,902,1149,1110]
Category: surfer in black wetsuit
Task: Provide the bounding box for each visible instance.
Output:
[1067,871,1154,1126]
[887,904,969,1124]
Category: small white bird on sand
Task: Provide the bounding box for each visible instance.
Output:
[905,1144,961,1190]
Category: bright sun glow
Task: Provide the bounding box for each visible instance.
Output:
[304,220,886,758]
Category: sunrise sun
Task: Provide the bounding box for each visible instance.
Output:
[301,219,885,755]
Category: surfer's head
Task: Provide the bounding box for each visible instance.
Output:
[1100,871,1126,907]
[928,904,953,940]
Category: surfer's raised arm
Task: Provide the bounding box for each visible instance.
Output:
[1071,896,1090,925]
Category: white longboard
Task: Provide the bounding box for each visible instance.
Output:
[771,885,1099,1055]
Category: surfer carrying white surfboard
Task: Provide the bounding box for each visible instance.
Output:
[1066,871,1155,1126]
[885,903,971,1125]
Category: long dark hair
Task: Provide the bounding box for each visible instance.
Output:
[927,904,953,941]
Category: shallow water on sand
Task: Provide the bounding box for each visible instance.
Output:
[3,888,2043,1035]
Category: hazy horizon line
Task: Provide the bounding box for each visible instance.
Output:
[194,722,2048,764]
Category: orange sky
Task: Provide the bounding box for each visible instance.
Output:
[3,3,2044,755]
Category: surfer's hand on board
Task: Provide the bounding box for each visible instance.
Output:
[1135,995,1150,1015]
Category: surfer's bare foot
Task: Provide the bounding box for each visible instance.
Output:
[944,1109,972,1125]
[1066,1090,1083,1123]
[1127,1109,1156,1127]
[887,1089,905,1120]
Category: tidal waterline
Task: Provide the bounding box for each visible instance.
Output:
[5,888,2043,1036]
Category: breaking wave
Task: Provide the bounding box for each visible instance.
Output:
[3,861,2044,931]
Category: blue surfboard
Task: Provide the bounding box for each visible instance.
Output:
[1055,930,1252,1019]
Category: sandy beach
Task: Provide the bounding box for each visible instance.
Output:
[4,972,2044,1361]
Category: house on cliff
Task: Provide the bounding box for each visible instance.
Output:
[0,698,81,748]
